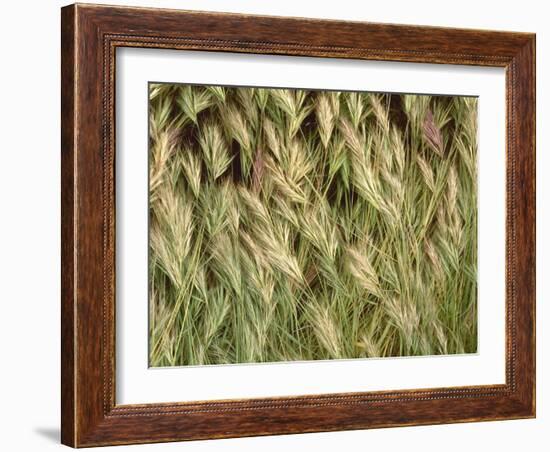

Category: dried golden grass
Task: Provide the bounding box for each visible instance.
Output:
[148,84,478,366]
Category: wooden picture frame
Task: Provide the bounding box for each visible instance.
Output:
[61,3,535,447]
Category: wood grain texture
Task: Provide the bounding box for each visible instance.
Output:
[60,3,536,447]
[60,5,76,447]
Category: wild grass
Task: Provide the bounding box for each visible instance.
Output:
[148,83,478,367]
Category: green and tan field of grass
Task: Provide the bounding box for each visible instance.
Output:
[148,83,478,367]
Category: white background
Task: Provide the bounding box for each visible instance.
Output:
[0,0,546,451]
[117,49,506,404]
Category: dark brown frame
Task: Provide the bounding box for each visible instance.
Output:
[61,3,536,447]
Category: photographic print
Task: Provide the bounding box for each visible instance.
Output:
[148,83,478,367]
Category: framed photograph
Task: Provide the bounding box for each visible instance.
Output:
[61,3,535,447]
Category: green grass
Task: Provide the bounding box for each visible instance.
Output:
[148,83,478,367]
